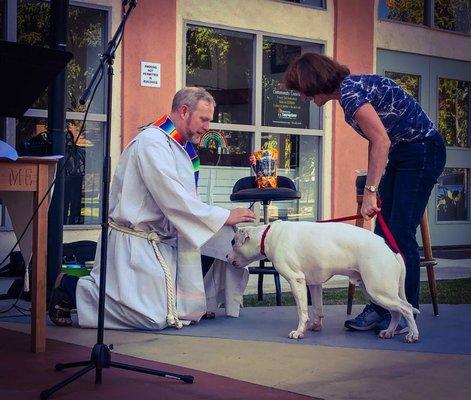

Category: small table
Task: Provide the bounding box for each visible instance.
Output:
[0,156,58,352]
[230,176,301,305]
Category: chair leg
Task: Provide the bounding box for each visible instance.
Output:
[347,283,355,315]
[257,273,264,301]
[420,210,439,316]
[351,195,363,315]
[426,265,439,316]
[274,273,282,306]
[307,285,312,306]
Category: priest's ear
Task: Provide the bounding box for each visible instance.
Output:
[178,104,191,121]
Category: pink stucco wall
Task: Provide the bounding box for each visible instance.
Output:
[332,0,375,217]
[121,0,177,147]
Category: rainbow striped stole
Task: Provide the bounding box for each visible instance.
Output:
[149,115,200,187]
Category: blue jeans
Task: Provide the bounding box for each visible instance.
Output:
[371,133,446,314]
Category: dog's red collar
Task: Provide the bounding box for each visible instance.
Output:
[260,224,271,256]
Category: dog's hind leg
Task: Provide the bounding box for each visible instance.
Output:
[307,284,323,331]
[399,300,419,343]
[368,294,419,342]
[285,271,309,339]
[378,310,401,339]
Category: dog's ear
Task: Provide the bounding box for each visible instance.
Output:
[234,228,250,246]
[242,230,250,243]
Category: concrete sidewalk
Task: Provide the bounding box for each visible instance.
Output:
[1,303,470,400]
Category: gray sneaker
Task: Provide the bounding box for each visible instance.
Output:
[374,315,409,334]
[344,305,382,331]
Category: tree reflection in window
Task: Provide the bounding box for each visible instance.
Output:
[378,0,425,25]
[385,71,420,100]
[435,0,471,35]
[17,0,107,113]
[186,25,253,125]
[437,167,469,221]
[438,78,469,147]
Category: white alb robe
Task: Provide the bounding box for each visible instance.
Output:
[76,125,247,329]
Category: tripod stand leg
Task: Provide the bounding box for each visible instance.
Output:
[110,361,194,383]
[40,363,95,400]
[56,360,91,371]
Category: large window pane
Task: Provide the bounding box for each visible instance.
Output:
[66,6,107,114]
[198,129,252,167]
[198,130,253,210]
[434,0,471,35]
[65,120,104,225]
[385,71,420,100]
[437,168,469,221]
[17,0,107,113]
[198,130,253,208]
[15,117,104,225]
[17,0,50,109]
[261,133,319,221]
[438,77,469,147]
[262,37,322,129]
[378,0,425,25]
[186,25,254,125]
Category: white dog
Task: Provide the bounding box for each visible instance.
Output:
[227,220,419,343]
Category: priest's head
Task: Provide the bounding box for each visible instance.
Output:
[170,87,216,145]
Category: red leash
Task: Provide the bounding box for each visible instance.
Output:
[317,197,403,259]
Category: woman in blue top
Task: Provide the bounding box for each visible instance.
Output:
[284,53,446,335]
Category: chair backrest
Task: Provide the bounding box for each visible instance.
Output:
[232,175,297,193]
[231,176,256,193]
[62,240,97,263]
[277,176,297,190]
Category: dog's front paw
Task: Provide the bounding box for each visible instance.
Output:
[405,332,419,343]
[378,329,395,339]
[288,330,305,339]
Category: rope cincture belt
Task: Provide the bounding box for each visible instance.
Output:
[108,221,183,329]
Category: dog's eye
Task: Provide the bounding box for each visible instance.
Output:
[231,239,235,246]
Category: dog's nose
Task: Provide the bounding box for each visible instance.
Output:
[226,254,228,259]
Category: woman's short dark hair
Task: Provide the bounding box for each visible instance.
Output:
[284,53,350,96]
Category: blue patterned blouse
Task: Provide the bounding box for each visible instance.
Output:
[340,74,438,147]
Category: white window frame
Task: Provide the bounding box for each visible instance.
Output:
[1,0,111,230]
[183,21,326,220]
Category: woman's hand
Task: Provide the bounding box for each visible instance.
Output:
[361,191,381,220]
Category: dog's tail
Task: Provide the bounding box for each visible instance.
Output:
[395,253,420,315]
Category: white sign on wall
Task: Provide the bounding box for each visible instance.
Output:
[140,62,161,87]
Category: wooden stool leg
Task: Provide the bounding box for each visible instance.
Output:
[347,283,355,315]
[420,210,439,316]
[346,194,364,314]
[307,285,312,306]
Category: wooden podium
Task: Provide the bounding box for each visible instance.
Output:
[0,156,58,352]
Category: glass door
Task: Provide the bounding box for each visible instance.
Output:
[377,50,471,246]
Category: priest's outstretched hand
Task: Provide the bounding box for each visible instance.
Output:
[225,208,256,225]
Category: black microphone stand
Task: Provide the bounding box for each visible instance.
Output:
[40,2,193,398]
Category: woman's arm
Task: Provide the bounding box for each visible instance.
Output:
[354,103,391,220]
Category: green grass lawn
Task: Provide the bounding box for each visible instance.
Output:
[243,278,471,307]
